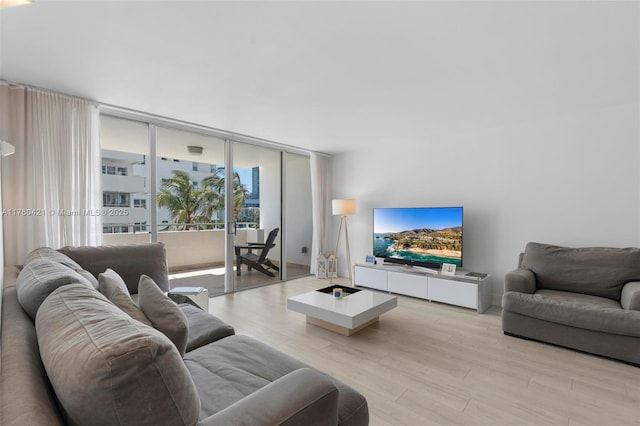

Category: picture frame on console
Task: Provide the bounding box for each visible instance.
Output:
[441,263,456,276]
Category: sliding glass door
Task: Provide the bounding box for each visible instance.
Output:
[100,112,310,295]
[230,142,282,291]
[156,126,227,296]
[284,153,312,279]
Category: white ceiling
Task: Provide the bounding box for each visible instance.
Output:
[1,1,638,154]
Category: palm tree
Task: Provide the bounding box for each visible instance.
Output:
[200,173,223,220]
[202,170,248,222]
[157,170,208,230]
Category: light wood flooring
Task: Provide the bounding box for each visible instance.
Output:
[206,276,640,426]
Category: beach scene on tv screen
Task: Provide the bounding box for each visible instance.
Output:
[373,207,463,266]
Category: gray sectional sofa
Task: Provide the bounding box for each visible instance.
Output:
[502,242,640,365]
[1,243,368,425]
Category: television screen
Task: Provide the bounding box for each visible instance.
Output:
[373,207,463,268]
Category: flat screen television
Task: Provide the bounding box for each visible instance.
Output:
[373,207,463,269]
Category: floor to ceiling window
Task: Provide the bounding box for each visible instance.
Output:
[284,152,312,279]
[231,142,282,292]
[154,126,228,295]
[99,111,312,295]
[100,115,150,243]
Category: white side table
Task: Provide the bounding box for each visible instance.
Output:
[168,286,209,310]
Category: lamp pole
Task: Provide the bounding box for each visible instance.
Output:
[330,199,355,286]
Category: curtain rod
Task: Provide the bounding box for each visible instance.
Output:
[0,79,100,108]
[101,104,329,158]
[0,78,331,158]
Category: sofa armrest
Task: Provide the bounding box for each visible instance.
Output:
[3,265,21,288]
[504,268,536,294]
[198,368,339,426]
[1,286,66,425]
[621,281,640,311]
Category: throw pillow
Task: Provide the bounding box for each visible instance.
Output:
[99,268,130,297]
[99,270,152,327]
[138,275,188,357]
[16,258,94,320]
[76,269,99,289]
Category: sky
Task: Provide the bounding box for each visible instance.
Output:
[373,207,463,233]
[234,167,252,193]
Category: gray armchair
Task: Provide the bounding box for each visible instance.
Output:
[502,242,640,365]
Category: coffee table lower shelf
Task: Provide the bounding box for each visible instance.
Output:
[306,316,381,336]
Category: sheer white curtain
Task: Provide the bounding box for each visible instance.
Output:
[0,84,102,265]
[310,152,332,274]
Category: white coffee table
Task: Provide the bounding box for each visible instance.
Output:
[287,288,397,336]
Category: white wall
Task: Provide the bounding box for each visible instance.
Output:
[331,103,640,305]
[328,1,639,306]
[255,148,282,261]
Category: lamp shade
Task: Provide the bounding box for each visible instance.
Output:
[0,0,33,8]
[332,199,356,216]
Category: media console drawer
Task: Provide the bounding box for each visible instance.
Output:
[388,271,428,299]
[428,277,478,309]
[353,264,490,313]
[354,266,387,291]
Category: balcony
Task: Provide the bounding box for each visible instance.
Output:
[101,228,310,296]
[102,207,147,225]
[102,174,145,193]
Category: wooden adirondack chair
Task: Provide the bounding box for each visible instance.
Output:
[234,228,280,277]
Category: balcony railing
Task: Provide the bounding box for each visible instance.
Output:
[101,225,267,271]
[102,222,258,234]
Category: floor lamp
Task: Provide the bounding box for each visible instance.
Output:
[331,199,356,286]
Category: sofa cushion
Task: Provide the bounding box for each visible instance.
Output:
[16,258,94,320]
[58,243,169,293]
[35,284,200,426]
[184,335,369,425]
[99,270,152,326]
[521,242,640,300]
[502,289,640,337]
[25,247,83,270]
[138,275,189,357]
[179,303,235,352]
[26,247,98,289]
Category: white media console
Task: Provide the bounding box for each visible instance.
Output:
[353,263,491,313]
